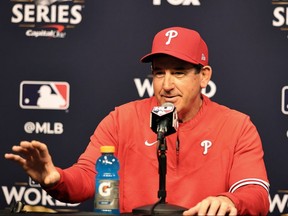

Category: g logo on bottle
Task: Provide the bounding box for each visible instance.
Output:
[99,182,112,197]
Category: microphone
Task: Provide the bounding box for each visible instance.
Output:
[132,103,187,215]
[150,102,178,137]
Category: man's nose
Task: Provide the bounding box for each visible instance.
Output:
[162,72,175,91]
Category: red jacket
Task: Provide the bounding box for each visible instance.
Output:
[47,95,270,215]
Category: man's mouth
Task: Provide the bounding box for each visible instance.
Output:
[161,95,178,103]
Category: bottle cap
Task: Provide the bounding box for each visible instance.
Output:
[100,146,115,153]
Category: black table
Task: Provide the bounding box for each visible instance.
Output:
[0,210,133,216]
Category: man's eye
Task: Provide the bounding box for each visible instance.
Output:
[173,71,185,77]
[153,71,165,77]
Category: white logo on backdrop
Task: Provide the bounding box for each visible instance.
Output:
[11,0,85,38]
[153,0,201,6]
[34,0,72,6]
[1,178,80,207]
[281,86,288,115]
[19,81,70,110]
[24,122,64,134]
[281,86,288,140]
[37,85,66,109]
[269,192,288,214]
[134,78,217,98]
[272,0,288,36]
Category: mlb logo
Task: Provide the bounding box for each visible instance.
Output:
[20,81,70,110]
[152,105,174,116]
[282,86,288,115]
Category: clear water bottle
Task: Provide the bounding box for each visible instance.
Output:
[94,146,120,215]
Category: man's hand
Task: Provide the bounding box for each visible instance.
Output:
[4,140,60,187]
[183,196,237,216]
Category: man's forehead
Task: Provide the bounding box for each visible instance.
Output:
[152,55,196,69]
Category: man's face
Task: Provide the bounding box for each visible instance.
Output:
[152,55,210,122]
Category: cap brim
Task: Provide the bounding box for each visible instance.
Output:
[141,51,200,65]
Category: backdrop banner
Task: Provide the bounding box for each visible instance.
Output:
[0,0,287,215]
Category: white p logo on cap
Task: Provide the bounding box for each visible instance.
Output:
[165,30,178,45]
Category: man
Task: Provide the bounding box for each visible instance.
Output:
[5,27,270,215]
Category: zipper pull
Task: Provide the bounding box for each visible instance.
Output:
[176,135,180,166]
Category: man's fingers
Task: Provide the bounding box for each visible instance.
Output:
[216,201,228,216]
[6,140,50,165]
[5,140,59,187]
[16,140,49,162]
[11,145,28,154]
[228,206,238,216]
[197,198,212,215]
[207,198,221,215]
[182,202,200,215]
[4,153,26,166]
[31,140,50,158]
[182,196,237,216]
[21,141,40,155]
[11,142,34,158]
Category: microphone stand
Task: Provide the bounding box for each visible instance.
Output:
[132,132,187,215]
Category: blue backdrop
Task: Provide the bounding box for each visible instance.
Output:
[1,0,288,215]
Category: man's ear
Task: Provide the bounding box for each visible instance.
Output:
[200,65,212,88]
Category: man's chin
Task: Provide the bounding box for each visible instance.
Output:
[162,98,178,105]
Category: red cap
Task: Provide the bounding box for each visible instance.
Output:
[141,27,208,66]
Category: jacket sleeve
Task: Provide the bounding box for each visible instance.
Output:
[45,164,96,203]
[45,111,118,203]
[220,115,270,215]
[220,185,269,215]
